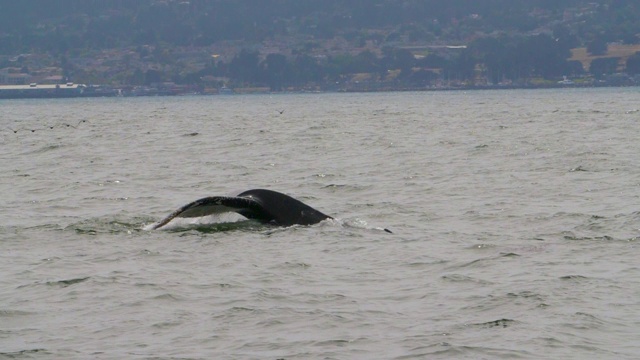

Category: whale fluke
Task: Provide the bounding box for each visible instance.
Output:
[152,189,332,230]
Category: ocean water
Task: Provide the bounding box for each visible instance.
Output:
[1,88,640,359]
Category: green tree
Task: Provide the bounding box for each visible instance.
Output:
[380,48,416,73]
[587,37,608,55]
[229,50,260,85]
[407,69,438,86]
[471,36,511,83]
[589,57,620,79]
[144,69,164,85]
[525,34,572,78]
[261,53,289,91]
[444,50,476,83]
[625,52,640,74]
[292,54,324,85]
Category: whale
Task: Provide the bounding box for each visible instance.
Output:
[152,189,333,230]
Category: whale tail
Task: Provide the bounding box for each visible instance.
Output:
[152,189,332,230]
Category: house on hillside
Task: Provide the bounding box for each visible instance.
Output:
[0,68,31,85]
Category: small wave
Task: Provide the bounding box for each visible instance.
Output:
[0,349,49,357]
[340,217,393,233]
[0,309,34,317]
[559,274,589,281]
[569,165,589,172]
[400,342,532,359]
[468,318,517,328]
[276,261,312,270]
[467,243,497,250]
[16,276,91,289]
[63,216,150,235]
[322,183,372,192]
[46,277,90,287]
[152,293,183,301]
[448,252,519,270]
[23,143,65,155]
[506,291,545,301]
[441,274,493,284]
[313,338,353,346]
[565,312,610,331]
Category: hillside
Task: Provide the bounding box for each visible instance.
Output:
[570,44,640,71]
[1,0,640,90]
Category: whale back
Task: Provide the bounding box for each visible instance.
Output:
[237,189,332,226]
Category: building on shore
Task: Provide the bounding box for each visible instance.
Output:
[0,68,31,85]
[0,83,117,99]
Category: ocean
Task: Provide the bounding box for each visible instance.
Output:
[1,88,640,359]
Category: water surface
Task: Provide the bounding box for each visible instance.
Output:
[1,88,640,359]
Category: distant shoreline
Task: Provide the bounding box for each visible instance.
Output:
[0,82,636,100]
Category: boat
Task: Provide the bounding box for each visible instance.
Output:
[218,85,233,95]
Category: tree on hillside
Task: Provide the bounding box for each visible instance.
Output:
[523,34,573,78]
[261,53,289,91]
[228,50,261,85]
[589,57,620,79]
[625,52,640,74]
[291,54,325,85]
[380,48,416,73]
[470,36,512,83]
[587,37,608,55]
[444,50,476,83]
[144,69,164,85]
[471,34,573,82]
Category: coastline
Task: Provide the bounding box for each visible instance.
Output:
[1,81,637,100]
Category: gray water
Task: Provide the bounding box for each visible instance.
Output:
[1,89,640,359]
